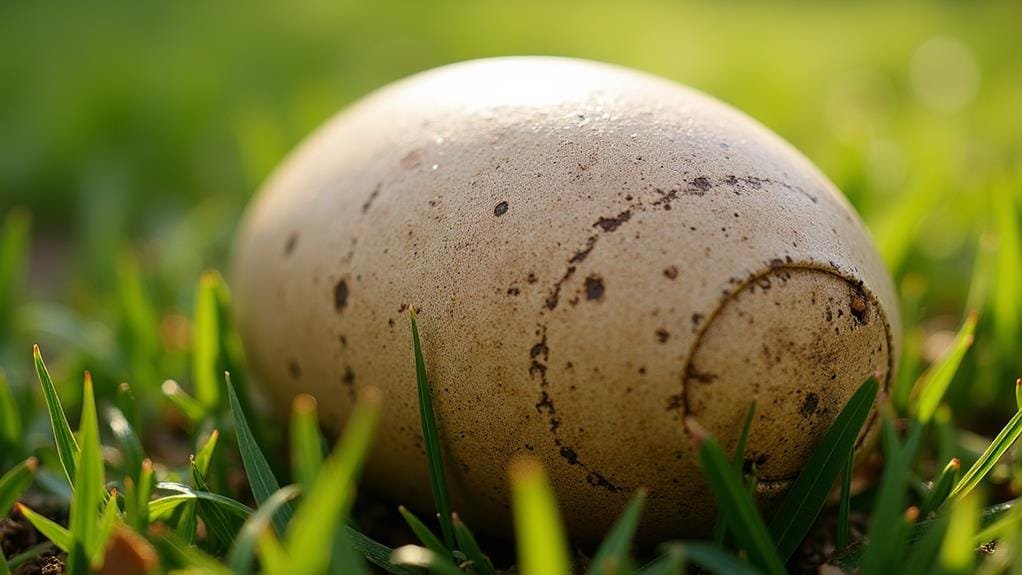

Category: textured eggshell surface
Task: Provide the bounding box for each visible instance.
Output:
[231,57,900,541]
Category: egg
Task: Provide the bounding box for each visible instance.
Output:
[231,57,900,542]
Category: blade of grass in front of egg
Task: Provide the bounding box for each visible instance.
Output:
[453,513,496,575]
[390,545,463,575]
[694,432,785,575]
[510,457,572,575]
[344,526,421,575]
[398,506,450,559]
[768,378,878,561]
[859,418,923,574]
[713,401,755,547]
[836,447,854,550]
[676,542,762,575]
[226,372,294,535]
[290,394,324,488]
[285,388,380,575]
[589,489,646,575]
[33,345,79,487]
[409,308,456,550]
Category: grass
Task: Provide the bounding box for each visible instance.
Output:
[0,1,1021,572]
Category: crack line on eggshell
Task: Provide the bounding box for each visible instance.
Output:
[676,261,896,488]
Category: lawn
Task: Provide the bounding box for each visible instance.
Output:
[1,1,1021,573]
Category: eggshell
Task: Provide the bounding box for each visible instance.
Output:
[231,57,900,542]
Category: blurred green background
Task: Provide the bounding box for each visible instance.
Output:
[0,1,1020,422]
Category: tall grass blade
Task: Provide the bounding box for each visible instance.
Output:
[913,312,977,423]
[285,388,380,575]
[151,483,255,519]
[453,513,496,575]
[93,489,121,568]
[510,456,572,575]
[714,401,755,547]
[33,345,79,485]
[193,271,221,411]
[860,418,924,574]
[67,372,105,575]
[950,408,1022,502]
[194,429,219,479]
[689,420,784,575]
[992,183,1020,351]
[589,489,646,575]
[941,491,980,575]
[227,485,301,575]
[0,457,37,516]
[769,378,878,561]
[226,372,294,534]
[409,308,456,550]
[290,394,324,487]
[902,511,949,575]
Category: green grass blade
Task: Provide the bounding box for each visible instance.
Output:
[0,370,22,451]
[950,408,1022,502]
[941,491,980,575]
[859,418,924,574]
[290,394,324,487]
[193,271,222,411]
[902,512,950,575]
[399,505,449,558]
[589,489,646,575]
[345,526,421,575]
[678,542,762,575]
[286,388,380,575]
[0,547,9,575]
[153,482,255,518]
[68,372,105,575]
[390,545,463,575]
[175,500,197,544]
[161,379,206,423]
[194,429,220,479]
[992,183,1020,351]
[33,345,79,486]
[227,484,301,575]
[226,372,294,534]
[0,457,37,516]
[510,456,572,575]
[768,378,878,561]
[409,309,456,550]
[453,513,496,575]
[713,401,755,547]
[689,420,785,575]
[92,489,121,568]
[17,503,73,552]
[114,383,139,436]
[104,405,145,483]
[191,459,242,549]
[922,458,960,518]
[837,446,854,550]
[913,312,977,423]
